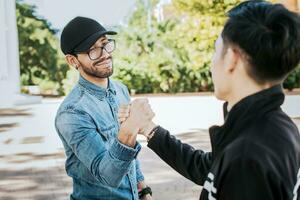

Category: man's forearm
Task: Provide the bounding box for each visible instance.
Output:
[118,121,139,147]
[147,126,212,185]
[118,131,137,147]
[137,181,152,200]
[90,139,141,188]
[137,180,147,190]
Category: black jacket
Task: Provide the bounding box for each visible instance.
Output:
[148,85,300,200]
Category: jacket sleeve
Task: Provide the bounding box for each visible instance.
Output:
[135,159,145,183]
[217,157,275,200]
[55,110,141,188]
[147,126,212,185]
[118,82,145,183]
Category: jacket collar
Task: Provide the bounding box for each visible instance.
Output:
[78,75,116,99]
[209,84,285,157]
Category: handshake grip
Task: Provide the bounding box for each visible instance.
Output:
[117,98,156,147]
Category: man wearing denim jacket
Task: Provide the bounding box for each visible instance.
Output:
[55,16,153,200]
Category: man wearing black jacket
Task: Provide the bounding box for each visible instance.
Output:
[119,1,300,199]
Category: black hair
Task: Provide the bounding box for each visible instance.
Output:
[221,0,300,83]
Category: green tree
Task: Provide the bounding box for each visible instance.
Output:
[113,0,242,93]
[113,0,300,94]
[16,0,68,95]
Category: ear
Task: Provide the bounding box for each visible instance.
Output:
[65,54,80,70]
[223,47,238,74]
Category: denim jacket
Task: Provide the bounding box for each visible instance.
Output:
[55,75,144,200]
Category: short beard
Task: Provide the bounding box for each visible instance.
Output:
[80,59,114,79]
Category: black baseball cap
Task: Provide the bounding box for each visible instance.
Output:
[60,16,117,55]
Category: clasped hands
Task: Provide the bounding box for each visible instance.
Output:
[118,98,156,141]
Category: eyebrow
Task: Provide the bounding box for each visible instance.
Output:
[90,38,108,49]
[99,37,107,42]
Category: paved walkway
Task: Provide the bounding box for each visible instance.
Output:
[0,95,299,200]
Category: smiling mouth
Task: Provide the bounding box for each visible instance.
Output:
[95,59,112,68]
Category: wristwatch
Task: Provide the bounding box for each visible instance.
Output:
[138,186,152,199]
[147,126,160,142]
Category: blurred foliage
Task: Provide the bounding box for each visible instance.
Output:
[16,0,68,95]
[62,68,79,95]
[284,66,300,91]
[112,0,241,93]
[16,0,300,95]
[112,0,300,94]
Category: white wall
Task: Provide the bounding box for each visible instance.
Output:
[0,0,41,108]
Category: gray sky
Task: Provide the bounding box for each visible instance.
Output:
[23,0,136,31]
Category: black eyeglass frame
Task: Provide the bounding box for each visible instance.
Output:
[73,39,115,60]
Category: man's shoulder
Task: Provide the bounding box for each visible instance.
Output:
[224,118,300,168]
[110,79,130,100]
[256,111,300,144]
[111,79,128,90]
[56,85,87,116]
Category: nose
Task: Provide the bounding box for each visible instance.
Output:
[102,48,111,59]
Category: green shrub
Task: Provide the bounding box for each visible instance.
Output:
[284,65,300,91]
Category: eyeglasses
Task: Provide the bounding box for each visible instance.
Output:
[74,39,115,60]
